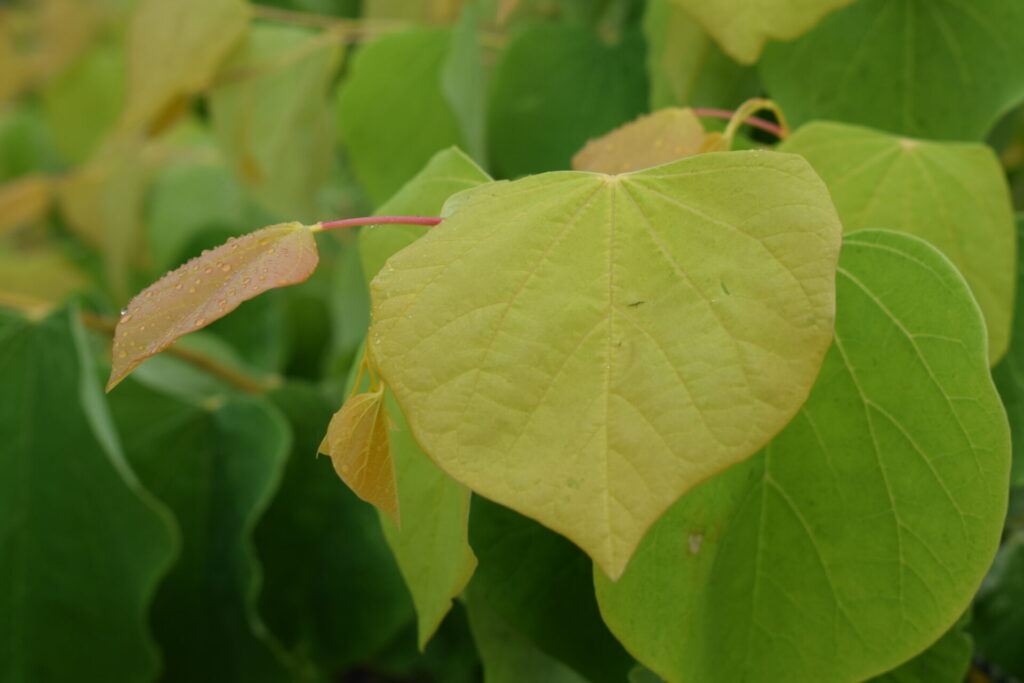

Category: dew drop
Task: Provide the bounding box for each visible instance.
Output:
[144,291,153,299]
[220,263,231,272]
[266,248,276,255]
[118,351,127,358]
[119,307,128,317]
[242,277,251,285]
[188,287,196,294]
[218,300,226,308]
[175,283,183,290]
[195,318,205,327]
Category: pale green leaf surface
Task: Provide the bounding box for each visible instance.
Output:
[41,38,124,163]
[110,381,292,682]
[669,0,854,64]
[356,151,488,648]
[780,121,1016,363]
[867,615,971,683]
[210,24,340,221]
[991,215,1024,485]
[0,307,177,683]
[358,147,491,285]
[337,28,463,206]
[146,163,246,273]
[643,0,758,110]
[120,0,251,132]
[369,150,842,578]
[971,531,1024,678]
[595,230,1010,683]
[466,598,590,683]
[441,4,487,165]
[760,0,1024,140]
[487,22,648,177]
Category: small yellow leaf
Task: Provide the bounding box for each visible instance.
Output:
[319,388,400,524]
[107,222,319,390]
[572,108,717,174]
[0,175,51,234]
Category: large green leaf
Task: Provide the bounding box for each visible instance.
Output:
[643,0,758,110]
[595,230,1010,683]
[992,215,1024,485]
[467,497,633,683]
[779,121,1016,363]
[0,306,177,683]
[487,21,648,177]
[971,531,1024,678]
[256,382,413,675]
[210,23,340,221]
[369,150,842,578]
[110,381,291,682]
[337,28,464,206]
[669,0,854,65]
[760,0,1024,140]
[355,148,490,647]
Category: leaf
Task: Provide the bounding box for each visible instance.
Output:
[0,174,51,234]
[441,4,487,165]
[256,382,413,674]
[779,121,1016,363]
[40,37,124,163]
[759,0,1024,140]
[971,531,1024,678]
[467,497,634,683]
[109,380,292,682]
[0,246,88,301]
[487,21,648,177]
[145,162,246,274]
[108,221,319,391]
[369,150,843,578]
[572,108,725,174]
[466,598,591,683]
[319,386,400,523]
[669,0,854,64]
[337,28,464,206]
[643,0,758,110]
[210,23,341,220]
[357,149,487,648]
[0,306,177,683]
[868,614,972,683]
[57,136,147,299]
[120,0,251,133]
[359,146,491,282]
[991,215,1024,486]
[595,230,1010,683]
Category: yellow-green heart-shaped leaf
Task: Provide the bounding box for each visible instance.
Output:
[369,150,842,578]
[780,121,1017,363]
[108,222,319,390]
[572,108,725,175]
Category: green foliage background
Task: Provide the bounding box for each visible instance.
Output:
[2,1,1023,682]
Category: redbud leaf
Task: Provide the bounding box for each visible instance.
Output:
[107,222,318,391]
[572,108,725,175]
[319,389,400,524]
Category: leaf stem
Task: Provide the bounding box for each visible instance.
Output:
[315,216,443,232]
[692,107,788,139]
